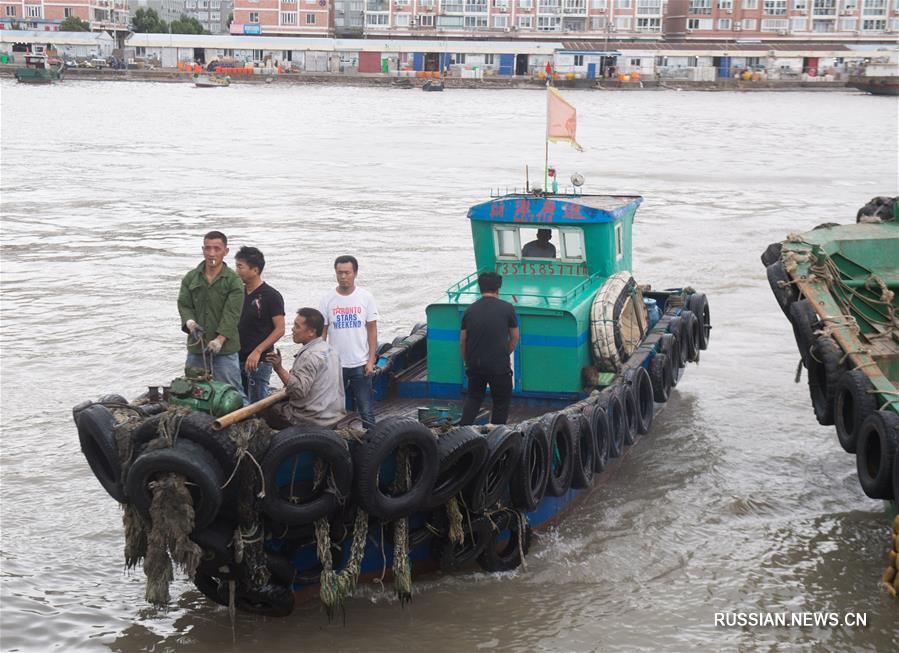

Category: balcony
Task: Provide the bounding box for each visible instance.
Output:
[366,0,389,9]
[562,0,586,12]
[464,2,488,11]
[442,2,464,11]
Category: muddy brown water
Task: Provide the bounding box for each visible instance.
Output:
[1,80,897,652]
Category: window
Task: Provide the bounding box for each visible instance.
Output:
[464,14,488,26]
[212,0,221,7]
[484,53,495,64]
[637,16,660,28]
[396,0,410,4]
[574,54,584,65]
[493,14,508,26]
[64,7,74,16]
[224,49,234,56]
[519,228,561,260]
[249,11,259,22]
[764,0,787,13]
[742,17,758,27]
[494,228,518,259]
[742,0,758,7]
[367,12,389,24]
[281,11,297,23]
[395,12,410,25]
[305,12,316,22]
[839,16,856,27]
[862,0,886,13]
[560,229,584,261]
[843,0,857,9]
[4,5,15,15]
[718,17,731,27]
[493,0,509,6]
[791,16,807,27]
[862,17,886,26]
[637,0,661,12]
[420,0,434,6]
[813,0,836,12]
[760,17,789,27]
[615,15,632,27]
[629,57,641,65]
[518,0,533,6]
[518,14,533,25]
[453,53,466,63]
[591,0,607,6]
[538,15,562,28]
[25,5,42,17]
[420,14,434,25]
[793,0,807,10]
[614,224,623,260]
[615,0,632,7]
[689,0,712,12]
[591,15,608,27]
[717,0,733,8]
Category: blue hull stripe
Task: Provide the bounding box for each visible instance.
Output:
[429,328,588,348]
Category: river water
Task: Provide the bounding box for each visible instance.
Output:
[1,80,897,652]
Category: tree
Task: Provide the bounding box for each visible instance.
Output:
[226,12,233,28]
[131,8,168,33]
[59,16,91,32]
[169,14,206,34]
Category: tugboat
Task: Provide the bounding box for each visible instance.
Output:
[14,53,64,84]
[762,196,899,595]
[847,52,899,96]
[72,184,712,617]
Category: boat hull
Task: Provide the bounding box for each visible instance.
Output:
[848,75,899,96]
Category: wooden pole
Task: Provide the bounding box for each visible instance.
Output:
[212,388,287,430]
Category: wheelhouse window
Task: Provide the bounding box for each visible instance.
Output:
[494,226,585,261]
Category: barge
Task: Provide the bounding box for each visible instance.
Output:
[73,188,712,617]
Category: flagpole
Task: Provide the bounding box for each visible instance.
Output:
[544,84,549,192]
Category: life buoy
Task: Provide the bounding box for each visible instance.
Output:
[463,426,522,512]
[126,440,224,530]
[570,411,596,490]
[834,369,878,454]
[599,388,626,458]
[425,426,489,508]
[542,413,575,497]
[353,417,438,521]
[856,411,899,500]
[510,421,549,512]
[476,510,532,573]
[76,404,127,502]
[625,366,654,435]
[807,336,843,426]
[590,272,645,372]
[261,427,353,525]
[585,404,610,472]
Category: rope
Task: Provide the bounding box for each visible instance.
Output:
[882,515,899,599]
[221,420,266,499]
[446,497,465,545]
[315,507,369,621]
[392,446,413,606]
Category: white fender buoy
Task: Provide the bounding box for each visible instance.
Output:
[590,271,646,372]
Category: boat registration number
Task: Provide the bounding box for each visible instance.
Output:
[494,262,588,277]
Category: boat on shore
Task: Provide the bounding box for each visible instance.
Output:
[72,187,712,617]
[194,73,230,88]
[847,53,899,96]
[762,196,898,521]
[14,54,64,84]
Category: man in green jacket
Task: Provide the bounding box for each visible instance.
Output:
[177,230,247,403]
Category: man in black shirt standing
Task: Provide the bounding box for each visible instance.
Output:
[459,272,520,425]
[235,246,285,404]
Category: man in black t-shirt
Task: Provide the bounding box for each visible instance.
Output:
[459,272,520,425]
[235,246,286,403]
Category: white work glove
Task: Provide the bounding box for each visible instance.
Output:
[186,319,199,333]
[205,339,222,355]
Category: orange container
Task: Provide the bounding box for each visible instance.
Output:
[631,71,641,81]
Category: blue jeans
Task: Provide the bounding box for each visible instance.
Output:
[343,365,375,429]
[185,352,248,405]
[241,361,273,404]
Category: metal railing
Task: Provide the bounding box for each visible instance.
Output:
[447,269,602,307]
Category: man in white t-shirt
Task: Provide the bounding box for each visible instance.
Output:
[320,255,379,428]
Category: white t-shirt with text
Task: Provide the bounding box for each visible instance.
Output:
[320,286,380,368]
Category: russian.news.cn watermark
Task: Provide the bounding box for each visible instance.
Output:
[714,612,868,628]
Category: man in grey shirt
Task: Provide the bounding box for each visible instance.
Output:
[264,307,346,428]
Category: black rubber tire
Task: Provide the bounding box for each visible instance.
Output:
[261,427,353,525]
[856,411,899,500]
[194,572,229,606]
[893,452,899,508]
[760,242,783,268]
[834,369,879,454]
[542,413,575,497]
[585,405,610,473]
[510,421,549,511]
[686,292,711,351]
[391,335,407,347]
[807,336,843,426]
[132,411,239,476]
[376,342,392,357]
[767,261,799,317]
[75,404,127,502]
[659,333,681,384]
[353,417,438,521]
[598,390,625,459]
[570,412,596,489]
[476,510,532,573]
[668,316,689,371]
[625,366,654,435]
[126,440,224,530]
[193,519,238,580]
[233,582,295,617]
[463,425,522,512]
[648,353,672,403]
[789,299,819,367]
[97,393,129,406]
[410,322,426,335]
[438,515,492,571]
[425,426,489,508]
[619,383,639,446]
[680,310,701,363]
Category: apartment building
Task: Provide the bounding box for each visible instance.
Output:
[184,0,232,33]
[227,0,899,38]
[0,0,130,32]
[128,0,185,23]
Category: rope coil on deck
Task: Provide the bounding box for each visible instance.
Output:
[882,515,899,599]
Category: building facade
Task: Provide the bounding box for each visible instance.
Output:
[228,0,899,39]
[128,0,186,24]
[0,0,130,33]
[184,0,232,33]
